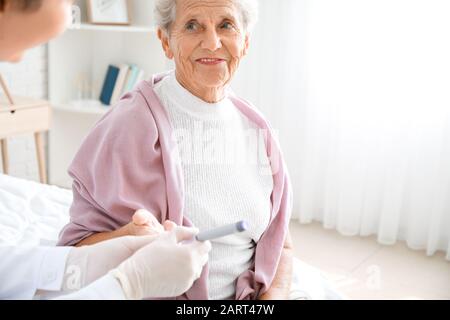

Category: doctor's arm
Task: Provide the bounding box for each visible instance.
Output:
[0,236,157,300]
[0,225,209,300]
[0,246,71,300]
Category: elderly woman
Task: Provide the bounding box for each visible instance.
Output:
[58,0,294,300]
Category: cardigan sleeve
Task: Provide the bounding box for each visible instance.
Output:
[57,89,168,246]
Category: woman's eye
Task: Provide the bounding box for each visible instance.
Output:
[220,22,234,30]
[185,22,197,31]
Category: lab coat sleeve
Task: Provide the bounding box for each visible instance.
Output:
[54,274,126,300]
[0,246,72,300]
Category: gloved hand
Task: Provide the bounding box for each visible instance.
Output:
[63,233,161,291]
[63,209,163,291]
[109,225,211,299]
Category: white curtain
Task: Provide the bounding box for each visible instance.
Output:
[232,0,450,260]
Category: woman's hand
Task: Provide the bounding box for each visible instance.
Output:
[122,209,165,236]
[75,209,165,246]
[258,232,294,300]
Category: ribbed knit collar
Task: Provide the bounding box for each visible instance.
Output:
[164,70,234,120]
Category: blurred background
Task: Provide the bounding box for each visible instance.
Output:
[0,0,449,299]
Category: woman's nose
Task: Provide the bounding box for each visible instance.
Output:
[201,29,222,52]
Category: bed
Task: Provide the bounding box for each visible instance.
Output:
[0,174,71,247]
[0,173,343,300]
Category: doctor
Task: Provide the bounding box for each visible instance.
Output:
[0,0,211,300]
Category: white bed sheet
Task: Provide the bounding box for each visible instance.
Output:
[0,174,72,247]
[0,173,343,299]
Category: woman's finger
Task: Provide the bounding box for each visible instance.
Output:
[133,210,164,231]
[163,220,177,231]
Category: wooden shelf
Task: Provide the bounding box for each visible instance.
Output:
[0,96,49,111]
[0,96,51,138]
[0,89,51,183]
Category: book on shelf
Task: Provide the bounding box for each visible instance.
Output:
[110,64,129,105]
[99,63,145,106]
[99,65,119,106]
[122,64,138,94]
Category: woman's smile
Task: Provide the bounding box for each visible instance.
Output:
[195,57,226,66]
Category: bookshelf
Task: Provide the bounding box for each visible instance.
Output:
[72,23,156,33]
[48,0,170,188]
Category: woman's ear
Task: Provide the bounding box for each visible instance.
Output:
[158,28,174,60]
[242,34,250,57]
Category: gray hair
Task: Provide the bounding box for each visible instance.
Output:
[154,0,259,35]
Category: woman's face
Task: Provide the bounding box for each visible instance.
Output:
[0,0,73,62]
[159,0,249,92]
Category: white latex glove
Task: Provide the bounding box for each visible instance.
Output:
[109,225,211,300]
[63,234,161,291]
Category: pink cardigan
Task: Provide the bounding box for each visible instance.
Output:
[58,72,293,300]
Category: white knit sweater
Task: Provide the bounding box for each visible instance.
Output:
[154,72,273,300]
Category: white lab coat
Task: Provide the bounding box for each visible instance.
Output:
[0,246,125,300]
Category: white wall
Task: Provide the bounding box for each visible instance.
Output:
[0,46,48,182]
